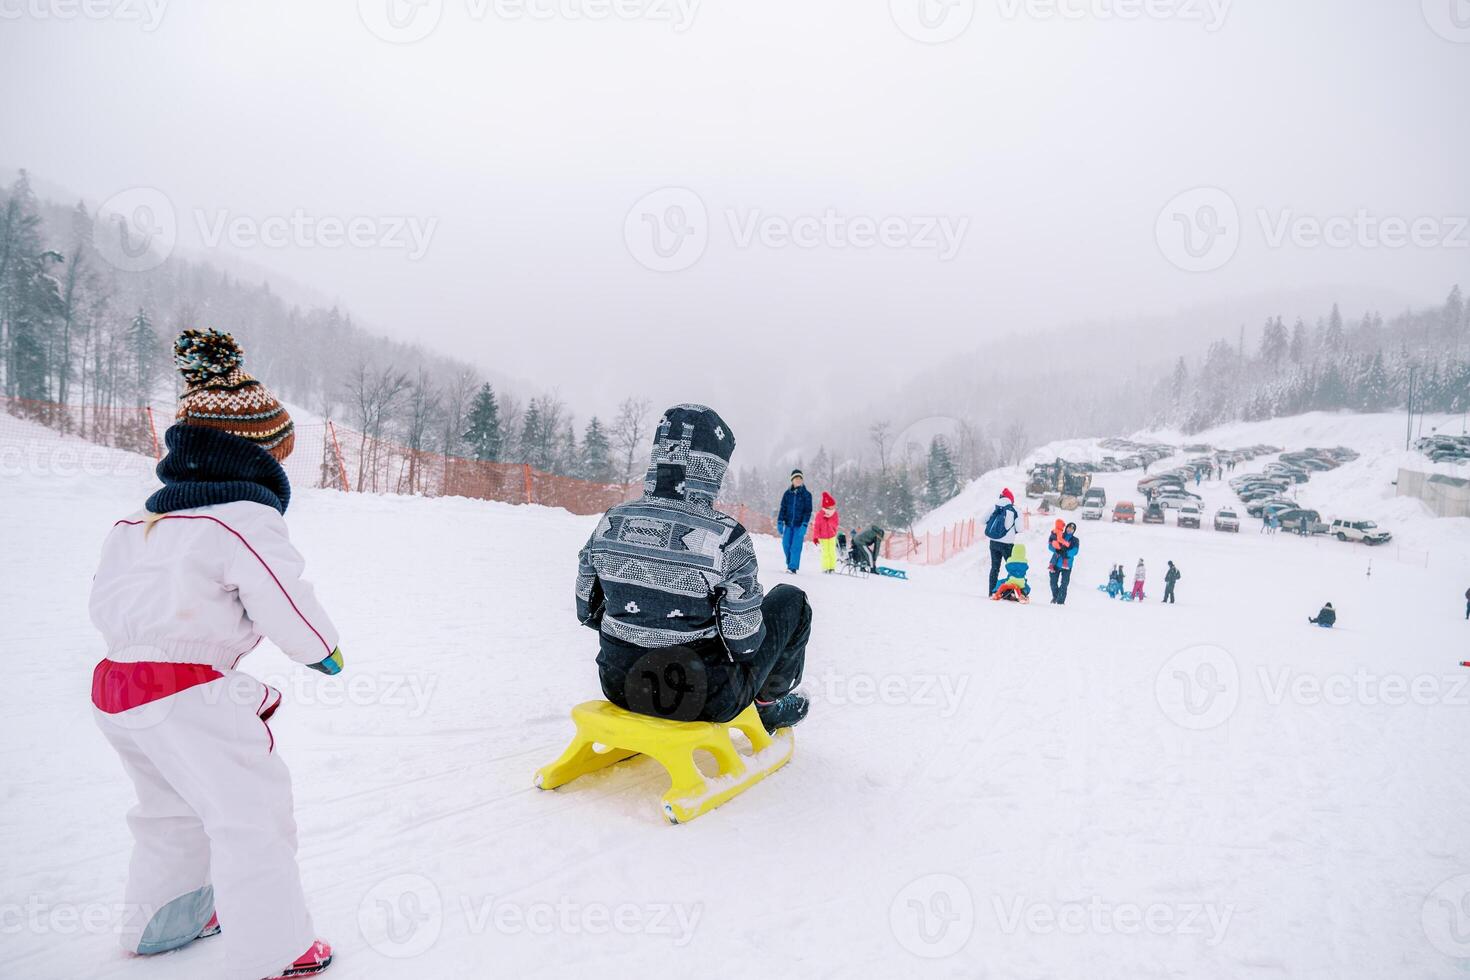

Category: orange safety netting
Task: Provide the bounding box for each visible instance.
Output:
[2,399,777,535]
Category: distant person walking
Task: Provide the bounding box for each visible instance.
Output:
[777,469,813,574]
[812,492,840,574]
[1131,559,1146,601]
[1464,586,1468,620]
[985,488,1021,595]
[1163,560,1181,604]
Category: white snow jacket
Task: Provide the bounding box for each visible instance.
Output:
[988,496,1021,543]
[90,500,340,671]
[1134,560,1146,584]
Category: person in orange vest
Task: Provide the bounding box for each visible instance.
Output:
[811,491,840,574]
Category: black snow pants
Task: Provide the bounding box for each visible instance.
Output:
[1049,566,1073,604]
[598,584,811,724]
[988,540,1013,595]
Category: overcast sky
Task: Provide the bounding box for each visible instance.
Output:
[3,0,1467,451]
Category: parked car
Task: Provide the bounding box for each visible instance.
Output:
[1156,490,1202,509]
[1080,490,1107,520]
[1143,502,1166,524]
[1330,519,1391,544]
[1177,505,1202,529]
[1213,508,1240,532]
[1113,501,1136,524]
[1275,508,1325,534]
[1248,497,1297,519]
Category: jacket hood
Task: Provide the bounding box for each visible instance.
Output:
[1010,543,1027,562]
[821,491,836,509]
[642,404,735,507]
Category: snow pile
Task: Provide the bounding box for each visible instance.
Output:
[3,422,1469,978]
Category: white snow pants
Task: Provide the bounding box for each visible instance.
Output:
[94,672,315,980]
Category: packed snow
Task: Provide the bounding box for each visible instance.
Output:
[3,412,1469,979]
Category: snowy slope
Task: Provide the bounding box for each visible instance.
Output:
[3,419,1470,979]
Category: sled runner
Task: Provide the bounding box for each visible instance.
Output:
[535,700,795,824]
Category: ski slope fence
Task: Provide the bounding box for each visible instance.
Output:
[0,398,777,535]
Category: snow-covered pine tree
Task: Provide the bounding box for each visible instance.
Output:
[462,383,504,461]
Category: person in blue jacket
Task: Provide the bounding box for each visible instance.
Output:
[777,469,814,573]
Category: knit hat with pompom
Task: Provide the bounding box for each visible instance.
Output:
[173,329,294,461]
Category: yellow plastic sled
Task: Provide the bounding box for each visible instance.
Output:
[534,700,795,824]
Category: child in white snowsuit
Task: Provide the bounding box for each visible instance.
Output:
[89,331,339,980]
[1131,559,1146,601]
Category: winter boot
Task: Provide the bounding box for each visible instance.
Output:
[755,692,809,733]
[264,939,333,978]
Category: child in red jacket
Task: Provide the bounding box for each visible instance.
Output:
[812,491,840,573]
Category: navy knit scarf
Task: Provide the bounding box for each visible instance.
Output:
[146,424,292,515]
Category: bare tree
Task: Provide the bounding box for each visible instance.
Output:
[440,368,479,459]
[343,362,410,491]
[403,369,444,493]
[613,396,652,482]
[999,420,1029,465]
[869,420,891,472]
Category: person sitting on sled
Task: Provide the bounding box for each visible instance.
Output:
[812,491,840,574]
[89,330,337,979]
[992,543,1032,602]
[1309,602,1336,628]
[576,405,811,732]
